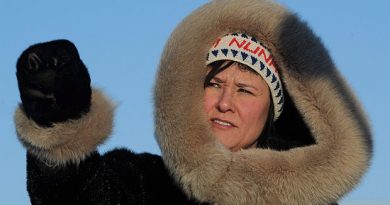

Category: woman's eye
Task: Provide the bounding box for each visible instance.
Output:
[207,82,221,88]
[238,88,254,95]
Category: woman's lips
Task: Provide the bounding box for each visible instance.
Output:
[211,118,237,128]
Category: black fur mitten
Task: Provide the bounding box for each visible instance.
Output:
[16,40,91,126]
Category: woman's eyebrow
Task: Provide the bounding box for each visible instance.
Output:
[236,82,259,91]
[212,76,225,83]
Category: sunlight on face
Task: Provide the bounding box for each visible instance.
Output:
[204,63,270,151]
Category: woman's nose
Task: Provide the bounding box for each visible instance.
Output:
[217,90,234,113]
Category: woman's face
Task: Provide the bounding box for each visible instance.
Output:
[204,63,270,151]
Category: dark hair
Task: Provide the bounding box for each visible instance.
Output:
[256,102,276,148]
[204,60,277,148]
[204,60,234,88]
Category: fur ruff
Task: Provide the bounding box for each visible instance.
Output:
[15,89,115,165]
[154,0,372,204]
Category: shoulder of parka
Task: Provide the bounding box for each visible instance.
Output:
[154,0,373,204]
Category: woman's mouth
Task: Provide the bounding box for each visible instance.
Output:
[211,118,236,128]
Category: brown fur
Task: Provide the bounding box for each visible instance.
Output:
[15,89,115,165]
[154,0,372,204]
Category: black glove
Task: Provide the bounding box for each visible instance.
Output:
[16,39,91,127]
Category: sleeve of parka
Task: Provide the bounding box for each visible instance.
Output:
[16,88,196,204]
[15,86,121,204]
[14,40,199,204]
[25,147,195,205]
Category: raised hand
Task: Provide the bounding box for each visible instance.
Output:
[16,40,91,126]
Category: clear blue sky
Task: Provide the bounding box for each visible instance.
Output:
[1,1,389,204]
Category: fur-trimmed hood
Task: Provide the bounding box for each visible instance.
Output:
[154,0,372,204]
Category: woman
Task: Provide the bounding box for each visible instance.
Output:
[15,0,372,204]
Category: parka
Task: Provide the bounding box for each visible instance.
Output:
[14,0,372,204]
